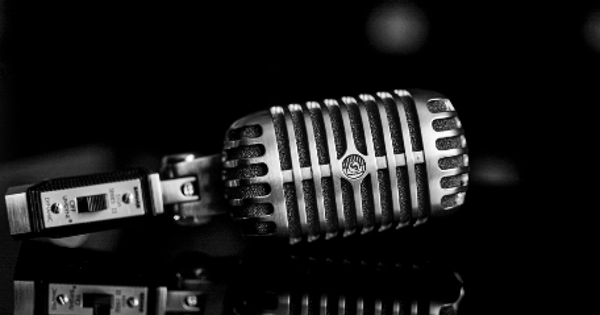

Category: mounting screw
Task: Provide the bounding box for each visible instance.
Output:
[56,294,69,305]
[185,295,198,307]
[122,193,133,204]
[181,182,196,197]
[50,203,63,214]
[127,297,140,308]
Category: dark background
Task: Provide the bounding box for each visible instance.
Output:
[0,1,595,314]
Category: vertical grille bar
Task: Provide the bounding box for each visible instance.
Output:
[358,95,383,231]
[271,107,293,171]
[323,100,346,236]
[398,93,430,224]
[393,90,420,224]
[328,102,347,159]
[285,105,309,242]
[360,175,376,231]
[363,97,386,157]
[308,104,330,165]
[376,93,403,227]
[319,295,328,315]
[301,294,310,315]
[377,169,394,228]
[321,177,339,237]
[398,94,424,151]
[290,106,311,168]
[302,180,320,239]
[284,183,302,240]
[304,102,327,240]
[339,296,347,315]
[345,99,368,155]
[396,166,412,224]
[380,94,405,154]
[414,164,430,222]
[339,98,363,233]
[356,297,365,315]
[340,178,357,234]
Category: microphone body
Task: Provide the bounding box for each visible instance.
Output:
[4,89,468,244]
[224,89,468,244]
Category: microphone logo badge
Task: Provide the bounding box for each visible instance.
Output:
[342,154,367,180]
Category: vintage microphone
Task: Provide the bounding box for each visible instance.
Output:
[5,89,468,245]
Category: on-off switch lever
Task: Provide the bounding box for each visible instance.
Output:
[82,293,113,315]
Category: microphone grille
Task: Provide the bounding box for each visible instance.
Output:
[253,293,415,315]
[223,90,468,244]
[244,293,461,315]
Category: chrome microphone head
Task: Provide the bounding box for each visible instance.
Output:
[223,89,469,244]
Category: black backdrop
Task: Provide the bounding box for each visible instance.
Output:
[0,1,595,314]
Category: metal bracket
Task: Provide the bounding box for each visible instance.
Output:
[159,153,227,225]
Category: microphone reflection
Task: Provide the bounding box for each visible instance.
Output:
[13,241,464,315]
